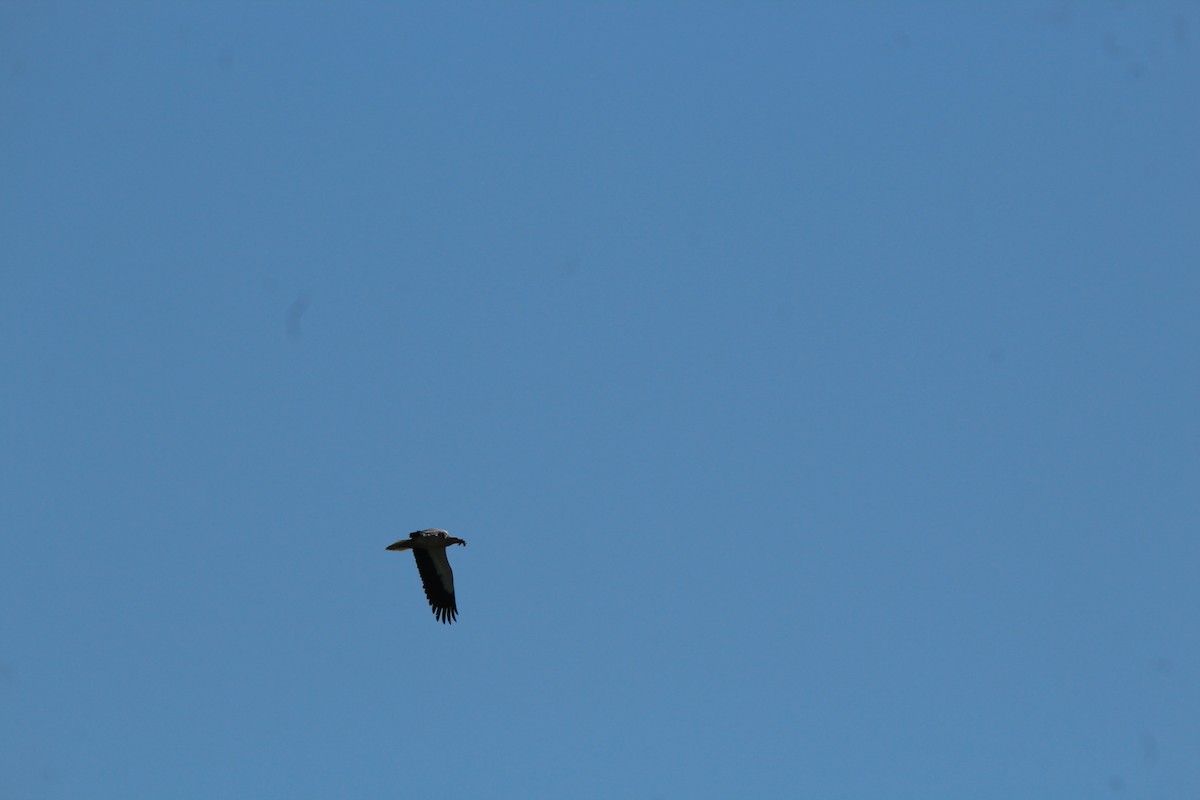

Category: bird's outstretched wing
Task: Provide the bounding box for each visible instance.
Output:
[411,547,458,624]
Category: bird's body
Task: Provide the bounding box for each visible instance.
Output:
[386,529,467,623]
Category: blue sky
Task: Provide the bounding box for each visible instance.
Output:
[2,2,1197,797]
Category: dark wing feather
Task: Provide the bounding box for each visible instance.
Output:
[411,548,458,624]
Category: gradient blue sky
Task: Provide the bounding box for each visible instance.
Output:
[3,3,1198,798]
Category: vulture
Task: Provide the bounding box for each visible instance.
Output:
[386,529,467,623]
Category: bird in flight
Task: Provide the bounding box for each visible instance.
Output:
[386,529,467,623]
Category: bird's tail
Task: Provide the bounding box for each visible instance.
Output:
[385,541,412,551]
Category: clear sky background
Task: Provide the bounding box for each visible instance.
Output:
[2,2,1197,798]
